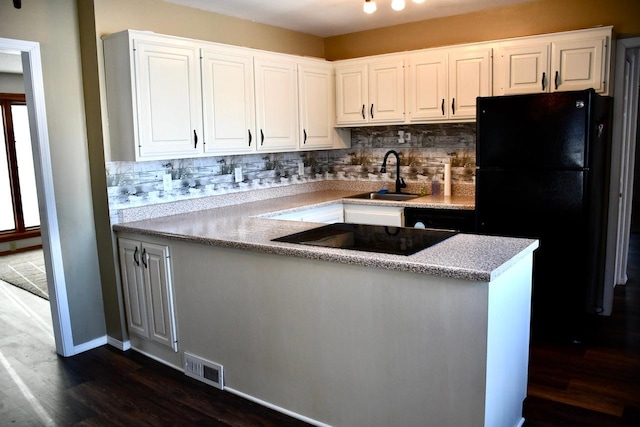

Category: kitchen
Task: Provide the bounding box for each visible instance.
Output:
[1,0,640,426]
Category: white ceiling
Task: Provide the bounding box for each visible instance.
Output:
[162,0,539,37]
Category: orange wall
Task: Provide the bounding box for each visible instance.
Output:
[325,0,640,60]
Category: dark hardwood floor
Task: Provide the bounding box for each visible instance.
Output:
[0,235,638,426]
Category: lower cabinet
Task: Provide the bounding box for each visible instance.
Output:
[118,238,178,352]
[343,204,404,227]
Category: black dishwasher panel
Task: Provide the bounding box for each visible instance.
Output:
[404,207,476,232]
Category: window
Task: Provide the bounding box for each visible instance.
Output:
[0,93,40,241]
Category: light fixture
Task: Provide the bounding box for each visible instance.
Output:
[391,0,405,11]
[363,0,377,14]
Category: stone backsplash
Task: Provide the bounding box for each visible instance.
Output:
[106,123,476,223]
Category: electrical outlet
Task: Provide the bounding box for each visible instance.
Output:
[163,174,172,192]
[234,166,243,183]
[404,132,411,141]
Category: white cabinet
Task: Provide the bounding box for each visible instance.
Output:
[335,59,405,125]
[118,238,178,352]
[104,30,344,160]
[448,48,492,119]
[495,27,611,95]
[551,36,606,93]
[268,203,344,223]
[104,31,202,161]
[298,62,335,150]
[343,204,404,227]
[408,48,491,121]
[201,48,256,155]
[254,56,299,152]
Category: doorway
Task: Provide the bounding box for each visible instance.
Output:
[0,37,72,356]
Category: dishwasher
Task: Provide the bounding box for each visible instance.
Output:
[404,207,476,232]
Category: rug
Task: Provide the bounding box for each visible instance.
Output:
[0,249,48,300]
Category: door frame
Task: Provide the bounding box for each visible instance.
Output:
[606,37,640,313]
[0,37,72,356]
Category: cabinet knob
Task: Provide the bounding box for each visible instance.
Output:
[441,99,445,115]
[248,129,252,146]
[260,129,264,145]
[303,129,307,144]
[370,104,374,119]
[451,98,455,115]
[193,130,198,149]
[361,104,365,120]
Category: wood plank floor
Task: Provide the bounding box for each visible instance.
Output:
[0,235,638,426]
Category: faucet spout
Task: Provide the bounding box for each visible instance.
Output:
[380,150,407,193]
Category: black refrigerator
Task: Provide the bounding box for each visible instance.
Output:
[475,89,612,342]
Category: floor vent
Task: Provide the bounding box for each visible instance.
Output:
[184,352,224,390]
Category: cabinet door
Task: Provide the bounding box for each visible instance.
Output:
[254,57,299,152]
[449,48,492,119]
[551,37,605,93]
[369,60,405,123]
[298,63,334,150]
[335,64,368,125]
[408,53,448,121]
[134,39,202,159]
[142,242,178,352]
[118,239,149,339]
[343,204,404,227]
[498,43,550,95]
[201,49,255,155]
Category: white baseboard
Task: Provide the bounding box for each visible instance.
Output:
[107,336,131,351]
[71,335,107,355]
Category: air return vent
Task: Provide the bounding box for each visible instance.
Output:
[184,352,224,390]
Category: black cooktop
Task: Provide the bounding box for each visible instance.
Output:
[272,223,458,256]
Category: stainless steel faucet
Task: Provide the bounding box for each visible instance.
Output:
[380,150,407,194]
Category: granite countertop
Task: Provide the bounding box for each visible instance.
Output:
[113,190,538,282]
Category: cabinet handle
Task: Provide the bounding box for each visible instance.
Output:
[441,99,445,115]
[555,71,559,90]
[370,104,374,119]
[451,98,455,115]
[361,104,365,120]
[260,129,264,145]
[248,129,252,146]
[303,129,307,144]
[133,246,140,267]
[141,248,147,269]
[193,130,198,149]
[542,72,546,91]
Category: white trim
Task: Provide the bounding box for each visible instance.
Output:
[107,336,131,351]
[72,336,108,355]
[0,37,73,356]
[224,387,333,427]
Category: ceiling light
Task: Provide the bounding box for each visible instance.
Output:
[391,0,406,11]
[363,0,377,14]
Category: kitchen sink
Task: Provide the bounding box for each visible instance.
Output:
[345,192,420,201]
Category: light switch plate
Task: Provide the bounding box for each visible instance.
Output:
[298,161,304,176]
[234,167,243,183]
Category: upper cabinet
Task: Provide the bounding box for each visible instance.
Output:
[103,30,345,162]
[407,48,491,122]
[103,32,203,161]
[494,27,612,96]
[335,59,405,125]
[298,61,335,150]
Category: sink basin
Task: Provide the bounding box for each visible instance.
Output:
[346,192,420,201]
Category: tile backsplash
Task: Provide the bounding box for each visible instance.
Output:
[106,123,476,222]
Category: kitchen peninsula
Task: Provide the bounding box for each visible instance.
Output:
[113,190,537,427]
